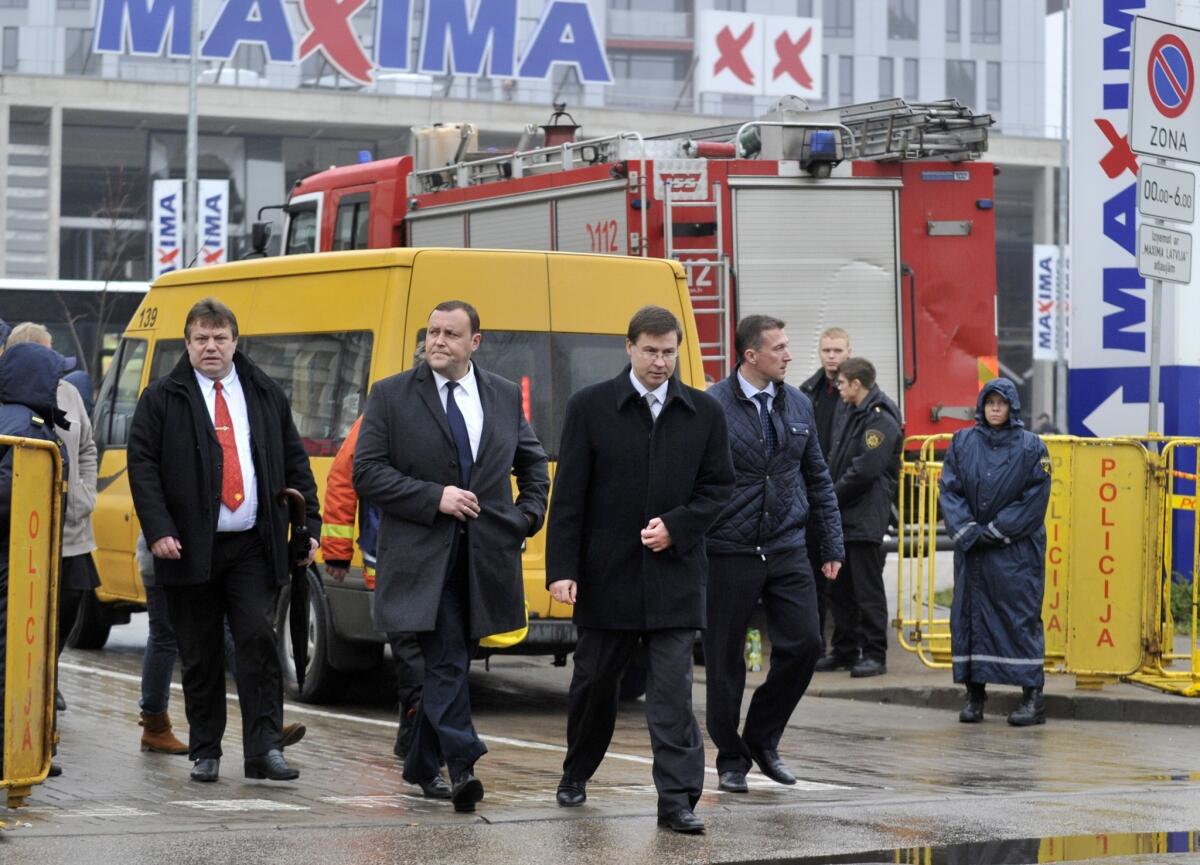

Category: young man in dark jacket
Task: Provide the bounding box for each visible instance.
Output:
[821,357,903,678]
[704,315,844,795]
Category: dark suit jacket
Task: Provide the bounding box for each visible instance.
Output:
[127,351,321,586]
[352,361,549,639]
[546,368,734,631]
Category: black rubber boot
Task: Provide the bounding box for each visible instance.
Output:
[1007,686,1046,727]
[958,682,987,723]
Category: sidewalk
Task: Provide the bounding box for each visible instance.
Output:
[791,550,1200,725]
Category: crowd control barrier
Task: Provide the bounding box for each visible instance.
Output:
[896,433,1200,695]
[1,436,63,813]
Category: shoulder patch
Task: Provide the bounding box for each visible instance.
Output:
[864,428,884,450]
[1039,456,1052,476]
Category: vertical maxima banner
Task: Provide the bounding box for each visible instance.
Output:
[152,179,183,279]
[196,179,230,267]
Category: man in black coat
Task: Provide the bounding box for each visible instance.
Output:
[353,300,549,814]
[800,327,851,657]
[704,315,844,794]
[547,305,734,835]
[823,357,903,678]
[128,298,320,784]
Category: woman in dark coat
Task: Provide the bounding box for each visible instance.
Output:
[939,378,1051,726]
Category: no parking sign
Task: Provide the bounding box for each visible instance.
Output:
[1131,17,1200,164]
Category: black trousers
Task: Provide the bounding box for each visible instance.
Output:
[703,551,822,774]
[564,626,703,816]
[387,631,425,711]
[809,544,834,651]
[163,530,282,761]
[402,538,486,783]
[829,541,889,662]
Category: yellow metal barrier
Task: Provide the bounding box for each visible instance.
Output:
[1,436,63,812]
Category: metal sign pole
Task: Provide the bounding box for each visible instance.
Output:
[184,0,199,268]
[1054,0,1070,432]
[1148,276,1162,436]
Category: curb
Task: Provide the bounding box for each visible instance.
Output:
[809,684,1200,726]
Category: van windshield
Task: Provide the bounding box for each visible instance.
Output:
[435,330,628,459]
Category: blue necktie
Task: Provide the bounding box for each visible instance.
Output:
[755,392,776,459]
[445,381,473,487]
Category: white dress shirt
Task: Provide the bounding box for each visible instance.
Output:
[195,367,259,532]
[432,363,483,459]
[629,369,669,420]
[738,370,777,417]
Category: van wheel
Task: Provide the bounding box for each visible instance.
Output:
[66,591,112,650]
[276,569,342,704]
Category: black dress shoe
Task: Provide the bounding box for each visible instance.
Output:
[55,689,67,712]
[745,743,796,785]
[416,774,452,799]
[451,772,484,813]
[814,653,858,672]
[556,777,587,807]
[244,749,299,781]
[657,808,705,834]
[191,757,220,782]
[47,762,63,778]
[718,770,748,793]
[850,657,887,678]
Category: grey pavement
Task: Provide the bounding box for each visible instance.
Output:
[0,559,1198,864]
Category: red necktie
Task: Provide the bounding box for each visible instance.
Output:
[213,381,245,511]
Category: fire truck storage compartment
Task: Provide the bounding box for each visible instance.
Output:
[409,213,465,247]
[554,187,628,255]
[731,179,903,417]
[471,201,552,250]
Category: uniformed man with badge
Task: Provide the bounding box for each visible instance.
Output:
[824,357,903,678]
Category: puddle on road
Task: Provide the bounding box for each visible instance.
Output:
[744,830,1200,864]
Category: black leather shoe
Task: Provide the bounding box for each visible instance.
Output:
[657,809,705,834]
[191,757,220,782]
[718,770,748,793]
[47,762,63,778]
[451,772,484,813]
[417,774,452,799]
[814,653,857,672]
[745,743,796,785]
[55,689,67,712]
[244,749,299,781]
[850,657,887,678]
[556,777,587,807]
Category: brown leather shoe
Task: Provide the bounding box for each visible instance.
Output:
[140,711,189,755]
[281,722,307,749]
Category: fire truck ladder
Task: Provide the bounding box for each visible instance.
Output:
[663,179,730,378]
[677,98,993,163]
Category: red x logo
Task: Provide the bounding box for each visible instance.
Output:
[298,0,373,85]
[157,247,180,265]
[1094,119,1139,180]
[203,247,225,265]
[772,28,813,88]
[714,23,755,85]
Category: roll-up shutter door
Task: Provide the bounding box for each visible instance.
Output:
[409,214,465,248]
[555,190,628,255]
[469,202,551,250]
[733,186,903,416]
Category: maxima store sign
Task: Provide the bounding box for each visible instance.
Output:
[93,0,613,86]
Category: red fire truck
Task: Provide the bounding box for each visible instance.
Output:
[278,98,998,434]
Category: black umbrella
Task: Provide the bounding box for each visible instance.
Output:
[280,488,312,692]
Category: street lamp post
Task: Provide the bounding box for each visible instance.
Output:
[185,0,199,267]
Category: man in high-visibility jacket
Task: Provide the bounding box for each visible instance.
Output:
[323,415,424,759]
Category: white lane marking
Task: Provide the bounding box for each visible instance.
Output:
[321,795,426,808]
[57,806,158,818]
[60,660,847,791]
[172,799,308,812]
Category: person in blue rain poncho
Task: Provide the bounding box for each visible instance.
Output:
[938,378,1051,727]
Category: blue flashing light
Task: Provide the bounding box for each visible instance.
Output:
[976,198,994,210]
[808,129,837,156]
[358,149,373,164]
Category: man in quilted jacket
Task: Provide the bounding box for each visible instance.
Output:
[704,315,844,794]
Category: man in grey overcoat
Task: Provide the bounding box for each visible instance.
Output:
[353,300,549,814]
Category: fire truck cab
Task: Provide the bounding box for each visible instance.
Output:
[281,98,999,435]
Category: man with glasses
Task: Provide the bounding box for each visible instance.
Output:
[547,305,734,835]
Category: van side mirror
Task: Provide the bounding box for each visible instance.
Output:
[248,221,273,258]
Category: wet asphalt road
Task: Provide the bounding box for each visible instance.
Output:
[3,614,1200,865]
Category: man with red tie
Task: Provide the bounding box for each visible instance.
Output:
[129,298,320,784]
